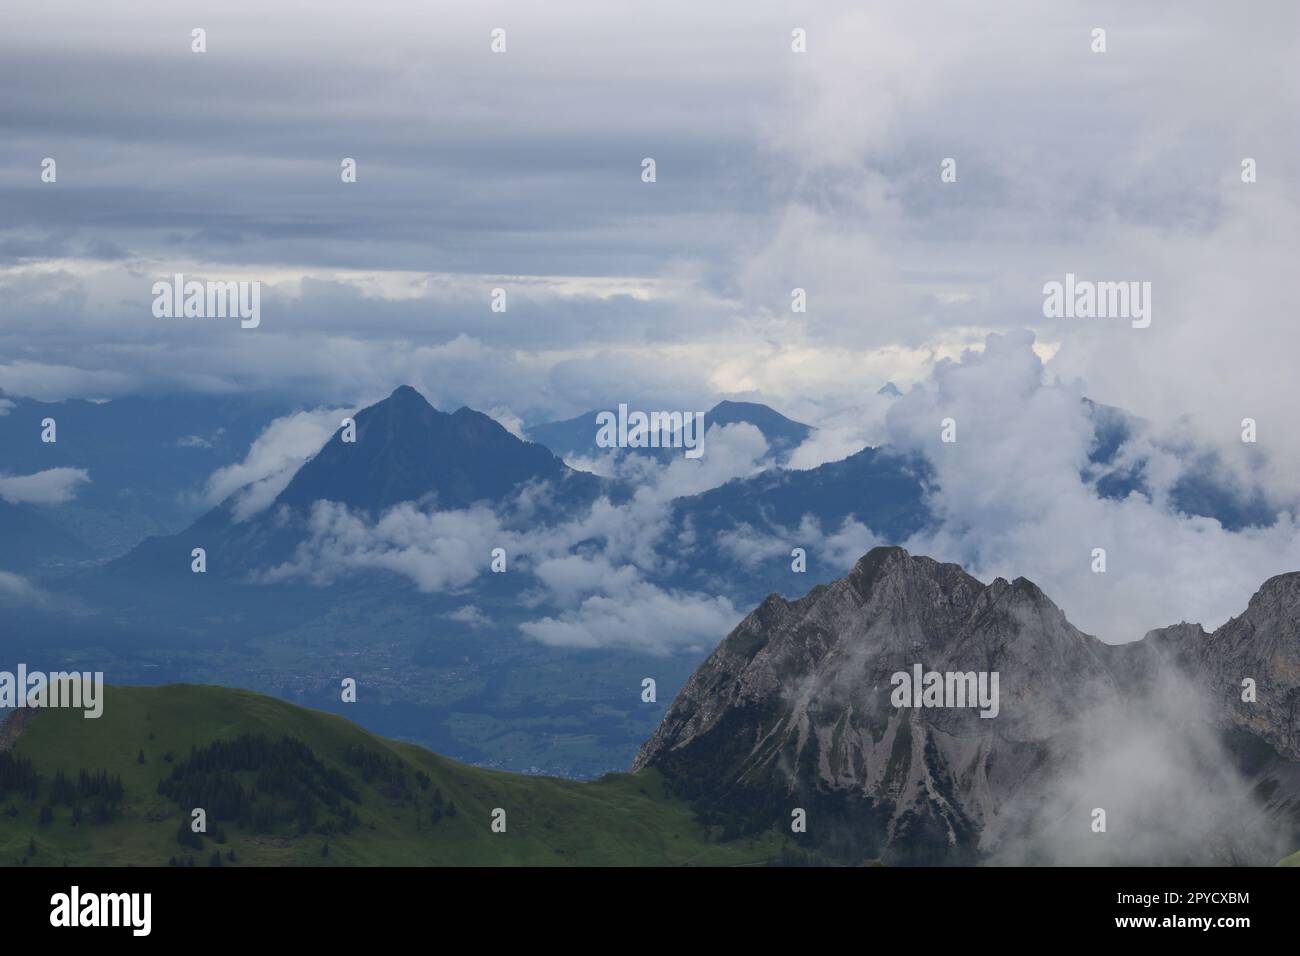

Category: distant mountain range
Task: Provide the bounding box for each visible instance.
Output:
[116,385,605,580]
[527,399,813,465]
[104,386,907,604]
[3,384,1289,780]
[4,385,1272,582]
[0,391,288,569]
[1081,399,1277,532]
[635,546,1300,864]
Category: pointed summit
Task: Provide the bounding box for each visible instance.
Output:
[274,387,583,513]
[1246,570,1300,608]
[705,400,812,455]
[386,384,433,409]
[111,385,603,580]
[115,386,606,580]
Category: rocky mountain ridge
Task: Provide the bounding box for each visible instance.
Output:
[634,547,1300,863]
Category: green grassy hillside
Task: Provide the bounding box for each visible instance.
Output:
[0,684,789,867]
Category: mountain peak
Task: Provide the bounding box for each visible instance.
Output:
[705,400,812,447]
[1250,570,1300,604]
[1009,575,1050,602]
[853,544,910,570]
[387,384,434,408]
[632,546,1118,862]
[846,546,989,604]
[271,389,584,514]
[708,399,767,415]
[847,544,911,593]
[528,399,813,461]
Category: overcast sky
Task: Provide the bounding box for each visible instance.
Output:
[3,1,1299,639]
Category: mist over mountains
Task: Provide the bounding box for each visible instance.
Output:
[2,360,1298,781]
[636,546,1300,864]
[115,385,606,582]
[530,399,813,468]
[0,391,289,569]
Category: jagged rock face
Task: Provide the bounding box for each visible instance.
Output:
[1180,575,1300,760]
[1104,574,1300,762]
[634,548,1119,861]
[635,547,1300,863]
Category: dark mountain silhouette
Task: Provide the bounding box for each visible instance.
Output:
[662,447,932,604]
[277,385,588,513]
[702,401,813,458]
[673,446,929,540]
[100,386,1265,615]
[114,386,604,580]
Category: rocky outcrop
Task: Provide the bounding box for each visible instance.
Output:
[635,547,1300,864]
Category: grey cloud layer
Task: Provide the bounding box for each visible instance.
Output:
[3,2,1296,426]
[2,1,1297,643]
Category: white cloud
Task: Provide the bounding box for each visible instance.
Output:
[263,500,500,592]
[205,406,354,521]
[247,330,1300,653]
[0,570,50,607]
[993,671,1289,864]
[532,554,641,607]
[6,0,1287,660]
[486,407,527,441]
[784,392,897,470]
[718,516,883,574]
[884,332,1300,642]
[0,467,90,505]
[0,360,137,402]
[519,583,739,657]
[447,604,490,629]
[255,422,773,652]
